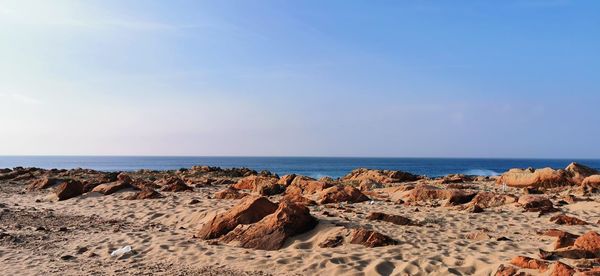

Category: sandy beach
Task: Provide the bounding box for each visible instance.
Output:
[1,164,600,275]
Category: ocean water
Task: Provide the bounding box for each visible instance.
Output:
[1,156,599,179]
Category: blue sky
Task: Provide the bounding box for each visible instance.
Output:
[0,0,599,158]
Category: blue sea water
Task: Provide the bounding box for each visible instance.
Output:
[1,156,599,179]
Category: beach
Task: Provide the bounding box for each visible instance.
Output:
[1,164,600,275]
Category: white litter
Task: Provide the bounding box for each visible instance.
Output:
[110,245,132,257]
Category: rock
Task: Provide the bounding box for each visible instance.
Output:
[565,162,598,185]
[124,189,163,200]
[157,177,192,192]
[233,175,284,195]
[517,195,556,213]
[538,229,579,250]
[497,168,572,188]
[437,174,473,184]
[366,212,419,226]
[510,256,550,271]
[550,214,588,225]
[349,228,397,247]
[212,179,235,185]
[281,192,316,206]
[341,168,421,184]
[317,185,369,204]
[358,179,384,191]
[574,231,600,255]
[285,176,333,196]
[318,234,345,248]
[220,200,318,250]
[494,264,519,276]
[255,182,286,196]
[28,177,65,190]
[196,196,278,240]
[582,175,600,188]
[214,188,248,200]
[277,174,297,186]
[116,173,132,183]
[400,184,477,206]
[92,181,133,195]
[549,261,575,276]
[54,180,84,201]
[467,192,517,209]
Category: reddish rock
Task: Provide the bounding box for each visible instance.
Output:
[401,184,477,206]
[116,172,132,183]
[574,232,600,255]
[92,181,133,195]
[366,212,419,226]
[158,177,192,192]
[341,168,421,184]
[497,168,572,188]
[467,192,517,209]
[582,175,600,188]
[214,188,248,200]
[281,192,316,206]
[517,195,556,212]
[28,177,64,190]
[550,214,588,225]
[233,175,284,195]
[54,180,84,201]
[565,162,598,185]
[494,264,519,276]
[277,174,297,186]
[550,261,575,276]
[438,174,473,184]
[125,189,163,200]
[220,200,318,250]
[318,234,345,248]
[285,176,333,196]
[466,231,492,241]
[539,229,579,250]
[510,256,550,271]
[349,228,397,247]
[317,185,370,204]
[196,196,278,240]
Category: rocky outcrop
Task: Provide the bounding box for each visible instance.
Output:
[125,189,163,200]
[317,185,369,204]
[277,174,297,186]
[92,180,133,195]
[437,174,473,184]
[582,175,600,188]
[550,214,588,225]
[282,192,316,206]
[196,196,278,240]
[214,188,248,200]
[538,229,579,250]
[233,175,284,196]
[517,195,556,213]
[341,168,421,184]
[565,162,598,184]
[366,212,419,226]
[28,177,65,190]
[54,180,84,201]
[509,256,549,271]
[157,177,193,192]
[574,231,600,255]
[400,184,477,206]
[220,200,318,250]
[349,228,397,247]
[285,176,333,196]
[497,168,572,188]
[466,192,517,209]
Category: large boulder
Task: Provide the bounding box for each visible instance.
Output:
[54,180,84,201]
[233,175,284,195]
[496,168,572,188]
[220,200,318,250]
[196,196,278,240]
[565,162,598,184]
[509,256,549,271]
[341,168,421,184]
[277,174,297,186]
[285,176,333,196]
[92,181,133,195]
[582,175,600,188]
[157,177,193,192]
[28,177,65,191]
[400,184,477,206]
[317,185,369,204]
[124,189,163,200]
[574,231,600,255]
[349,228,397,247]
[466,192,517,209]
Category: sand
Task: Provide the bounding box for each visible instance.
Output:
[1,174,600,275]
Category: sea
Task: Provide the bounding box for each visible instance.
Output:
[1,156,599,179]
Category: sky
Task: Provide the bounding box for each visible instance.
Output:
[0,0,599,158]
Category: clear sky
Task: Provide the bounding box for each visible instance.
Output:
[0,0,599,158]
